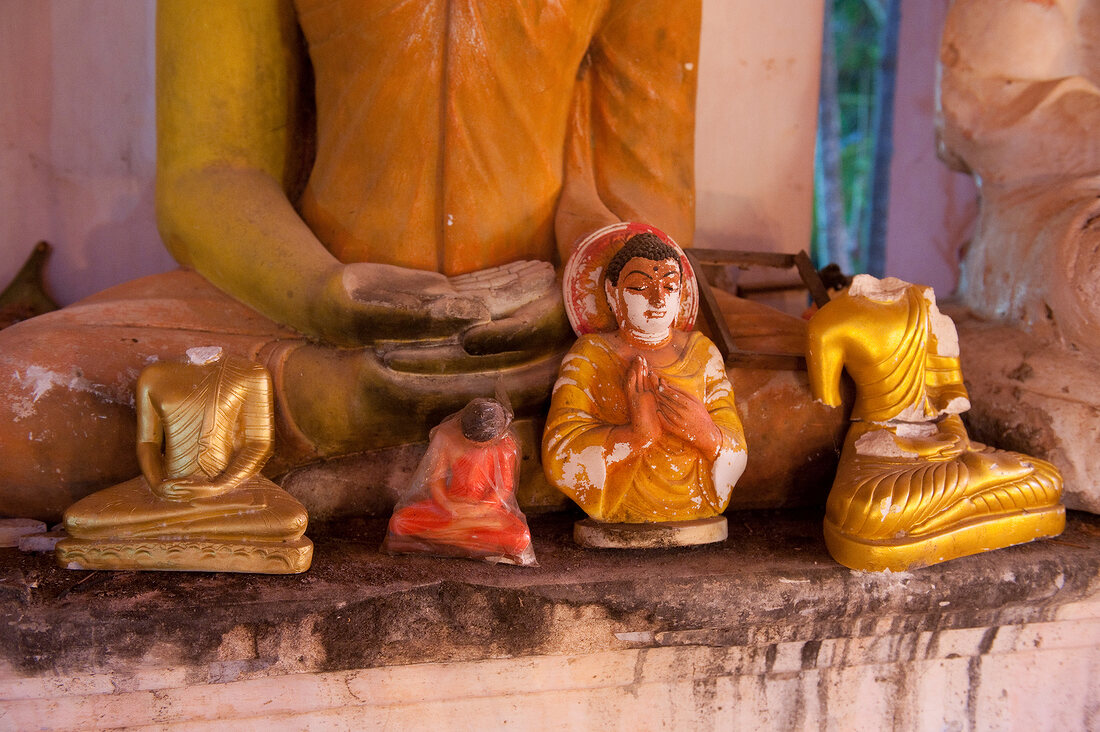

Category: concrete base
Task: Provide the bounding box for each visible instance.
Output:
[2,509,1099,729]
[55,536,314,574]
[574,517,729,548]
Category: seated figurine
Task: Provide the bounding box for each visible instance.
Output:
[383,398,535,566]
[543,225,748,547]
[807,275,1064,571]
[56,347,312,574]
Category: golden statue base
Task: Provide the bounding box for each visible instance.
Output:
[574,516,728,549]
[823,505,1066,572]
[55,536,314,575]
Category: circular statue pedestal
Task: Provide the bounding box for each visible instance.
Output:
[573,516,728,549]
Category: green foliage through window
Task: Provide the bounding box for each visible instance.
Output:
[813,0,899,278]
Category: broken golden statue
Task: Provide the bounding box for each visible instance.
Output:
[56,348,312,574]
[807,275,1064,571]
[543,225,747,548]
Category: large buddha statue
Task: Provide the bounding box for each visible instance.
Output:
[543,228,747,547]
[56,348,312,574]
[0,0,701,520]
[939,0,1100,356]
[937,0,1100,513]
[807,275,1065,571]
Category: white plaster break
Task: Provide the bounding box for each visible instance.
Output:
[1,614,1097,729]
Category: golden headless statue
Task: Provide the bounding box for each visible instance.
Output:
[56,349,312,574]
[807,275,1064,571]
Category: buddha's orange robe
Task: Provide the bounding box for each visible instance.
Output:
[294,0,699,272]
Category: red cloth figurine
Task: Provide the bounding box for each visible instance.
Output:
[383,399,536,565]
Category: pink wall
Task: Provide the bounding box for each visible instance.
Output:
[0,1,170,306]
[0,1,969,306]
[884,0,978,295]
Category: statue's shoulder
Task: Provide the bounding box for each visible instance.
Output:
[223,356,271,380]
[572,331,615,354]
[137,359,185,388]
[681,329,719,359]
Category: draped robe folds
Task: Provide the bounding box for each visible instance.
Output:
[293,0,700,271]
[64,357,308,542]
[384,421,532,559]
[808,283,1063,542]
[543,331,747,523]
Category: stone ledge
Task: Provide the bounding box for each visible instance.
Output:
[1,509,1098,683]
[3,619,1099,730]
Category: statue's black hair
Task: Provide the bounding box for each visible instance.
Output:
[460,398,509,443]
[604,233,682,286]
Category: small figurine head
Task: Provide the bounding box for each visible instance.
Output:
[460,398,511,444]
[603,233,683,346]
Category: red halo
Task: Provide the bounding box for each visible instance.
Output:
[562,222,698,336]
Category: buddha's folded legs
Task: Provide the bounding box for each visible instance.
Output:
[824,419,1065,570]
[0,270,560,521]
[63,476,308,542]
[827,421,1063,541]
[388,501,531,556]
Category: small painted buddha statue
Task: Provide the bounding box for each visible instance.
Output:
[383,398,536,566]
[56,347,312,574]
[543,225,748,548]
[807,275,1064,571]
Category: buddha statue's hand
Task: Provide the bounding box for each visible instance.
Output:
[625,357,662,448]
[456,261,571,356]
[155,475,234,501]
[656,380,722,460]
[319,263,492,346]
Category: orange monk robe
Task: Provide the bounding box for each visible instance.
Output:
[543,331,747,523]
[294,0,700,272]
[387,424,531,557]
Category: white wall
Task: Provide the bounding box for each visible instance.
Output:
[695,0,824,256]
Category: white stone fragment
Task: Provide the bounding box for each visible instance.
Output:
[0,518,47,547]
[18,530,67,553]
[186,346,223,365]
[848,274,908,302]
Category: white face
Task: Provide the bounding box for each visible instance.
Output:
[605,257,681,344]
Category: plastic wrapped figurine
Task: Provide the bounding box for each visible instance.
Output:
[543,224,748,548]
[56,347,312,574]
[383,398,536,566]
[807,275,1064,571]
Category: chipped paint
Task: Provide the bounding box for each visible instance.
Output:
[712,446,747,504]
[12,366,97,420]
[562,445,606,495]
